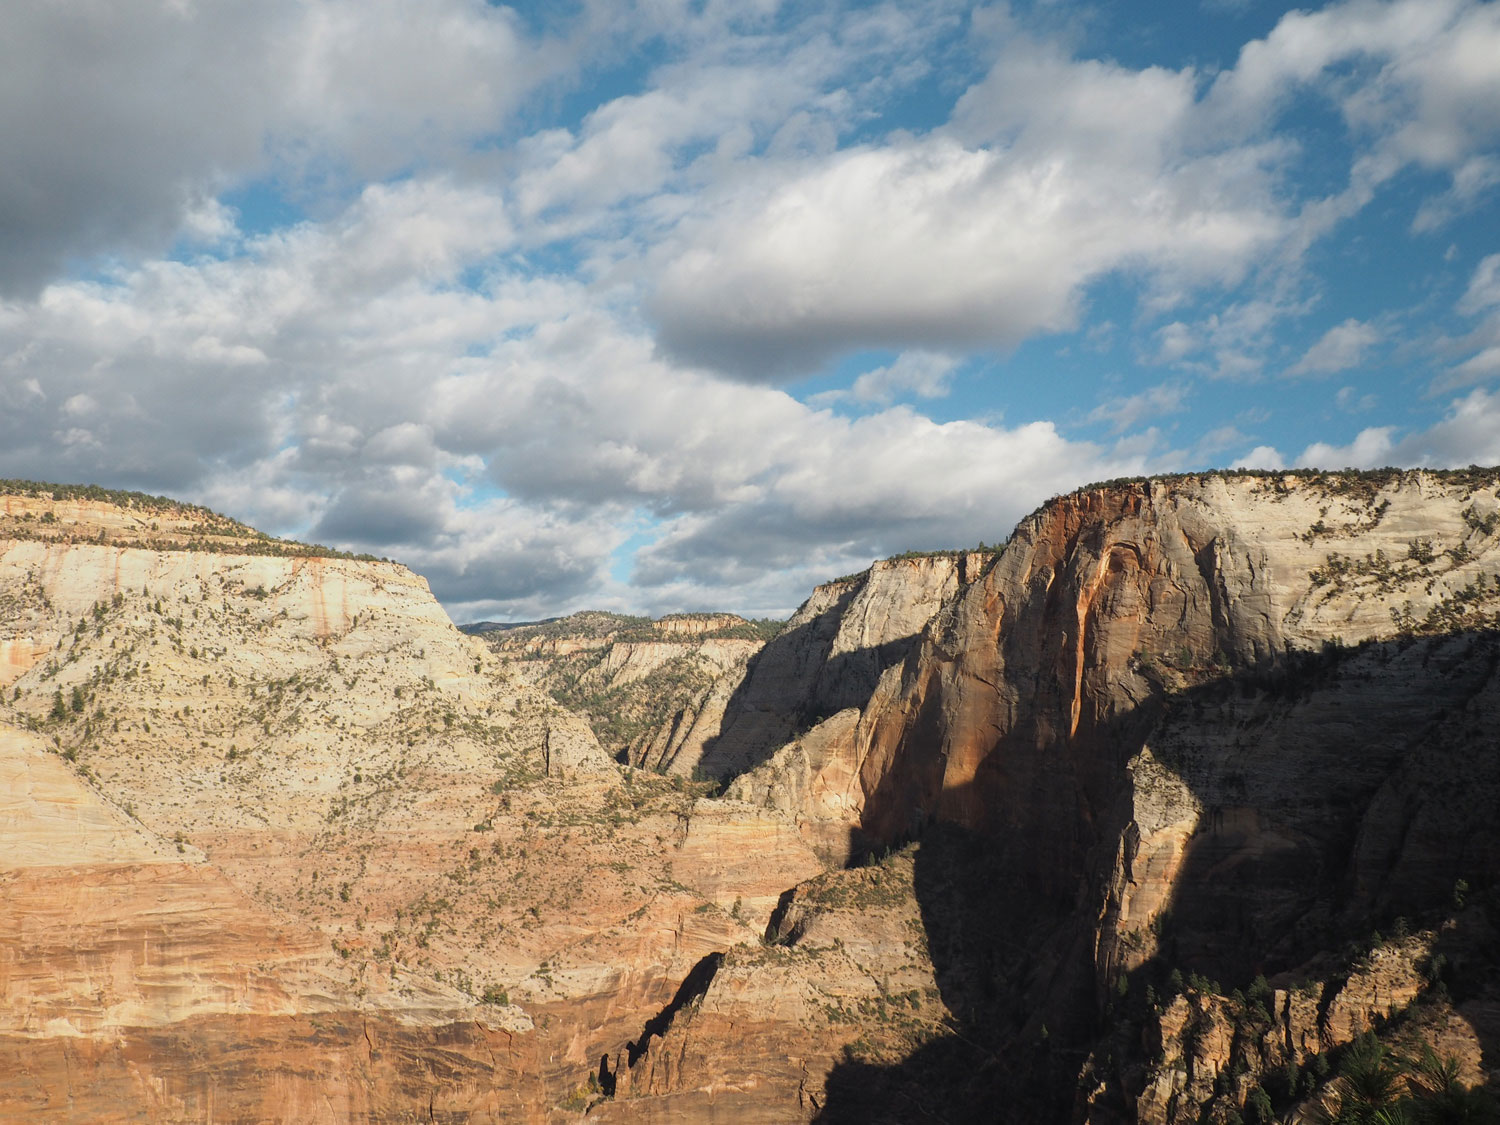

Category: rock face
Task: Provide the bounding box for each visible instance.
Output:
[479,555,986,821]
[7,470,1500,1124]
[0,485,827,1122]
[696,553,990,783]
[474,611,774,769]
[599,470,1500,1123]
[594,846,951,1124]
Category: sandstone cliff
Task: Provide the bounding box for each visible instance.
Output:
[8,471,1500,1124]
[598,469,1500,1124]
[0,485,828,1122]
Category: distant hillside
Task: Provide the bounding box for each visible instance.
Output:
[473,610,786,760]
[0,478,383,561]
[466,609,784,646]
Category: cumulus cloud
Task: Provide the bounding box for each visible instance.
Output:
[1204,0,1500,176]
[0,0,568,296]
[809,352,959,406]
[1287,318,1382,376]
[1387,388,1500,467]
[0,175,1136,619]
[1292,389,1500,470]
[1233,445,1287,470]
[1297,427,1399,470]
[2,1,1496,620]
[646,0,1500,380]
[649,54,1289,376]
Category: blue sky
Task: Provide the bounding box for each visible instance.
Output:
[1,0,1498,621]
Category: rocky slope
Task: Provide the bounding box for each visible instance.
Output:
[598,469,1500,1123]
[471,611,776,768]
[0,484,828,1122]
[7,470,1500,1124]
[478,555,990,865]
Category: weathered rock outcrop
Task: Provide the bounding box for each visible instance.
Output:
[0,486,827,1122]
[603,470,1500,1123]
[9,470,1500,1123]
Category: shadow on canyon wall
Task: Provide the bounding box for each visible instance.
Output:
[694,584,920,781]
[815,629,1500,1124]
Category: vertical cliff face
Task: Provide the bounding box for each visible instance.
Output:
[809,471,1500,1122]
[8,473,1500,1123]
[0,488,829,1122]
[699,552,991,782]
[750,472,1498,867]
[607,471,1500,1123]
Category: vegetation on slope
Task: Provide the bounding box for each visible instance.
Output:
[0,478,385,561]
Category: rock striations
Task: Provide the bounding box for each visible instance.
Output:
[602,469,1500,1122]
[0,485,824,1122]
[4,470,1500,1123]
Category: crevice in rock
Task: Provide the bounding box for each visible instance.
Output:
[624,951,724,1068]
[597,950,728,1099]
[764,886,799,944]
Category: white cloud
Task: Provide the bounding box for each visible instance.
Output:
[1287,318,1382,376]
[3,1,1497,620]
[1086,383,1191,434]
[0,0,569,296]
[1439,254,1500,391]
[1297,426,1398,469]
[0,177,1140,618]
[1460,254,1500,315]
[1152,295,1316,380]
[644,1,1500,380]
[1413,155,1500,232]
[1233,445,1286,470]
[809,351,959,406]
[1195,425,1248,457]
[1389,388,1500,468]
[1294,388,1500,470]
[1155,322,1198,364]
[647,22,1296,378]
[1205,0,1500,177]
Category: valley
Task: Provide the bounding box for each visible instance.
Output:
[3,470,1499,1122]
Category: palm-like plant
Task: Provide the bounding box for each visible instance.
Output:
[1308,1037,1499,1125]
[1309,1034,1405,1125]
[1404,1045,1500,1125]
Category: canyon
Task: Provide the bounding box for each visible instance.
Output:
[3,470,1499,1122]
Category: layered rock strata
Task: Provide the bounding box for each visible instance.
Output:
[604,470,1500,1123]
[9,471,1500,1123]
[0,488,826,1122]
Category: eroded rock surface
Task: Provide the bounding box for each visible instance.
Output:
[601,470,1500,1123]
[7,470,1500,1124]
[0,488,826,1122]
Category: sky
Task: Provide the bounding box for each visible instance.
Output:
[2,0,1499,622]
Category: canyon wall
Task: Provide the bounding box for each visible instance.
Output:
[608,470,1500,1122]
[0,488,827,1122]
[7,471,1500,1123]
